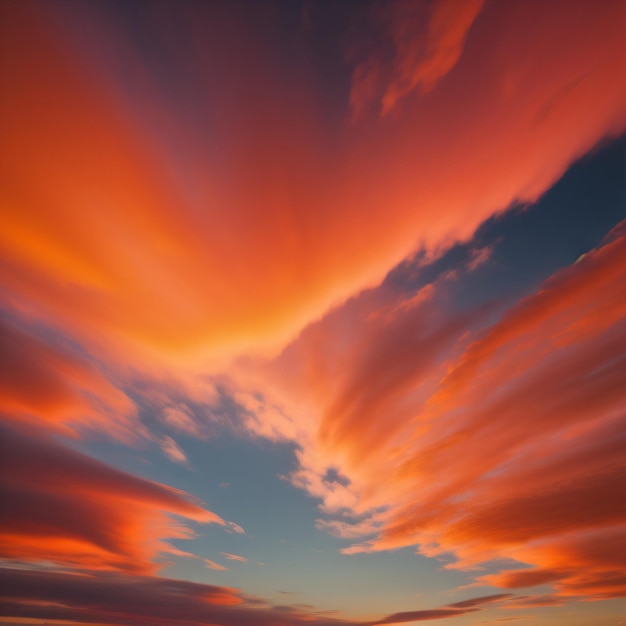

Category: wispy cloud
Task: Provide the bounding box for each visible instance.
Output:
[234,221,626,601]
[226,521,246,535]
[351,0,484,116]
[159,435,188,465]
[162,405,203,437]
[221,552,248,563]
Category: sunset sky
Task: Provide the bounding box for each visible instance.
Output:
[1,1,625,625]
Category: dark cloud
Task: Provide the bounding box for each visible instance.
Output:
[447,594,513,609]
[0,423,222,572]
[0,566,522,626]
[372,609,472,624]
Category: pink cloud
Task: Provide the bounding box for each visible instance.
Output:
[159,435,188,465]
[162,405,203,437]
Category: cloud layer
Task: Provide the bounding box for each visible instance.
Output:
[1,0,624,368]
[0,567,514,626]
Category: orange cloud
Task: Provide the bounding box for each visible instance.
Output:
[0,0,624,372]
[0,318,136,440]
[231,222,626,600]
[480,525,626,600]
[0,424,224,574]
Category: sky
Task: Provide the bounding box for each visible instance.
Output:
[0,0,625,625]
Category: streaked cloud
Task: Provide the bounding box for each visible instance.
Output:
[162,405,203,437]
[371,593,511,624]
[0,317,136,440]
[221,552,248,563]
[234,221,626,601]
[159,435,188,465]
[0,423,223,574]
[1,0,623,371]
[226,521,246,535]
[350,0,485,116]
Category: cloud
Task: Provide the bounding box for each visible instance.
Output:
[0,317,136,440]
[370,593,511,624]
[205,559,229,571]
[465,244,494,271]
[159,435,188,465]
[372,609,470,624]
[501,595,565,609]
[0,424,223,574]
[479,524,626,600]
[162,405,204,437]
[221,552,248,563]
[351,0,485,116]
[447,594,513,610]
[226,521,246,535]
[0,567,520,626]
[0,0,624,372]
[232,221,626,601]
[0,567,309,625]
